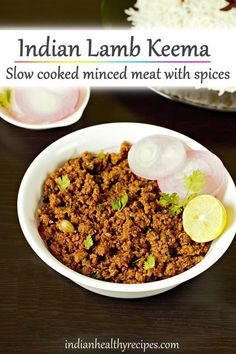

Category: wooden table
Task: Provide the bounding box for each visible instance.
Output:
[0,1,235,353]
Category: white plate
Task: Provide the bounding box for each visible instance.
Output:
[17,123,236,298]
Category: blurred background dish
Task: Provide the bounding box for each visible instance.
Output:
[0,87,90,130]
[101,0,134,27]
[150,87,236,112]
[101,0,236,112]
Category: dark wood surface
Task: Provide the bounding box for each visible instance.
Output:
[0,2,236,354]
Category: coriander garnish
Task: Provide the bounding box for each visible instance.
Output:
[158,169,206,216]
[56,175,70,190]
[98,151,105,160]
[143,255,155,270]
[112,193,128,211]
[84,235,94,250]
[184,169,205,196]
[159,192,180,208]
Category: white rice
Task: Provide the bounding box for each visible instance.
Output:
[125,0,236,29]
[125,0,236,94]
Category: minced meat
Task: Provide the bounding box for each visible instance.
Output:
[38,142,210,284]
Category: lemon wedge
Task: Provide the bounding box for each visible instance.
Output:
[183,194,227,243]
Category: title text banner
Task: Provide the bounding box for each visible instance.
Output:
[0,29,235,89]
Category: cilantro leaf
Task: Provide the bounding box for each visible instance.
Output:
[187,193,199,202]
[159,193,179,207]
[112,193,128,211]
[184,169,206,194]
[98,151,105,160]
[169,204,182,216]
[0,88,12,109]
[56,175,70,190]
[159,193,182,215]
[84,235,93,250]
[120,193,128,210]
[143,255,155,270]
[112,199,122,210]
[159,193,170,207]
[158,169,206,216]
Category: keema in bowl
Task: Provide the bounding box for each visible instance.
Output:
[17,123,236,298]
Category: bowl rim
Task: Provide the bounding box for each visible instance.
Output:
[0,87,90,130]
[17,122,236,293]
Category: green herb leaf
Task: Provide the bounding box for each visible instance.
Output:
[120,193,128,210]
[159,192,184,215]
[112,193,128,211]
[112,199,122,210]
[158,169,206,216]
[159,193,183,215]
[159,192,180,207]
[56,175,70,190]
[0,88,12,109]
[98,151,105,160]
[133,257,142,264]
[158,193,170,207]
[169,204,182,216]
[143,255,155,270]
[187,193,199,202]
[84,235,93,250]
[184,169,206,194]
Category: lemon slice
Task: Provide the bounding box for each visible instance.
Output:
[183,195,227,243]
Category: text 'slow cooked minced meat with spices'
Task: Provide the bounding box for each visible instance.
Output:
[38,142,210,284]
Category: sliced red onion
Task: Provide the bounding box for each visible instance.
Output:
[128,135,187,180]
[158,150,227,198]
[11,88,80,123]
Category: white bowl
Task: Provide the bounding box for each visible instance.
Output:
[0,87,90,130]
[17,123,236,298]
